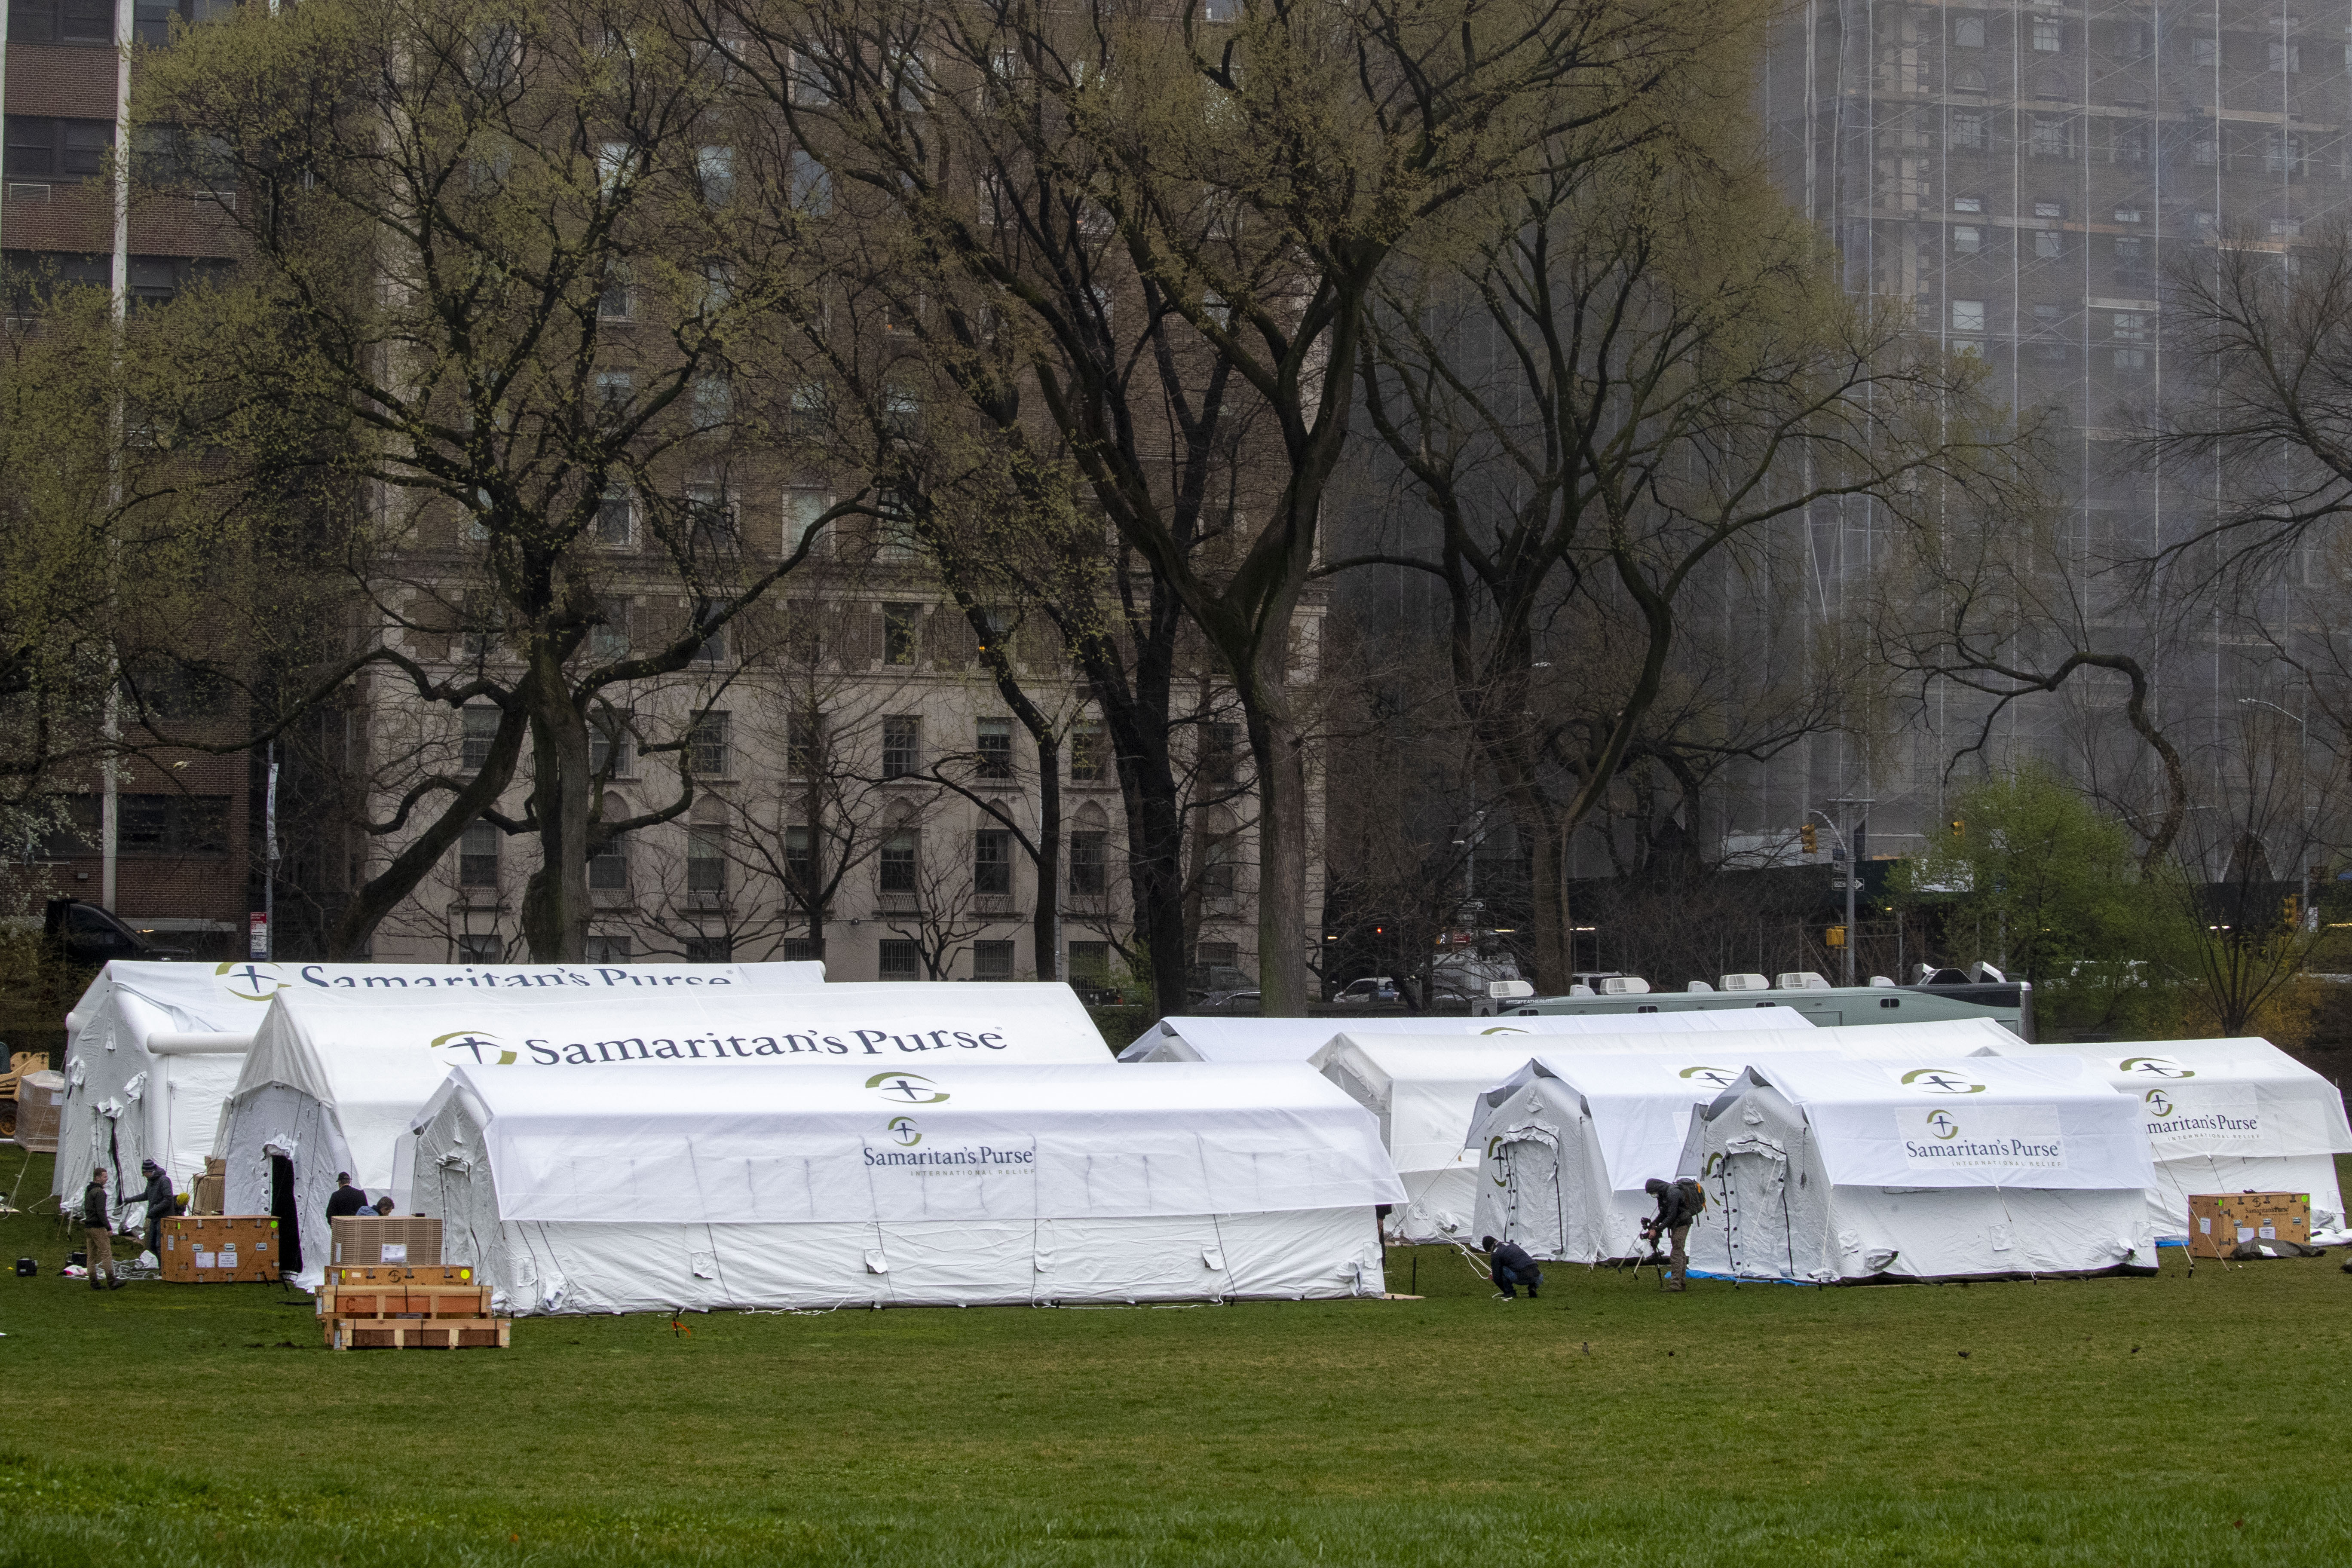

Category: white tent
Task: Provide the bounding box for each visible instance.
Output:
[408,1060,1403,1313]
[1983,1038,2352,1238]
[1682,1054,2158,1282]
[1119,1007,1816,1063]
[52,958,824,1203]
[1309,1038,1556,1243]
[219,980,1103,1286]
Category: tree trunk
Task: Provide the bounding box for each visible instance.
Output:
[1032,738,1061,982]
[1112,726,1189,1014]
[1243,645,1312,1016]
[517,652,594,962]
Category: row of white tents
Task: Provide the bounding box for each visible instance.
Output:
[42,961,2352,1307]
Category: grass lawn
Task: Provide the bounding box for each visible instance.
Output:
[0,1145,2347,1566]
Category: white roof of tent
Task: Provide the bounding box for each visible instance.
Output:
[1727,1054,2156,1192]
[1309,1038,1551,1174]
[417,1060,1403,1225]
[230,980,1112,1186]
[1983,1037,2352,1160]
[1120,1006,1816,1063]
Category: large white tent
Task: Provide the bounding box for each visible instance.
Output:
[52,959,824,1204]
[1682,1055,2158,1282]
[1119,1007,1816,1063]
[219,981,1102,1286]
[1983,1038,2352,1239]
[408,1060,1403,1313]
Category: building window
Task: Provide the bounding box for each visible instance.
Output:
[590,723,631,777]
[594,485,634,546]
[785,825,815,894]
[2113,349,2148,370]
[461,705,501,769]
[879,939,921,980]
[1952,226,1981,255]
[1069,940,1111,980]
[1070,720,1107,781]
[595,369,634,420]
[789,382,828,439]
[686,480,736,546]
[2113,238,2150,286]
[879,831,918,895]
[1070,831,1108,896]
[1952,13,1982,47]
[458,821,500,887]
[589,601,631,663]
[2266,135,2303,176]
[589,839,628,891]
[3,117,113,182]
[585,935,631,962]
[789,147,833,214]
[1951,299,1986,333]
[456,933,503,964]
[1951,195,1982,213]
[2191,136,2217,167]
[974,830,1013,896]
[2113,123,2147,163]
[2111,312,2149,344]
[883,602,921,665]
[2029,117,2070,158]
[2190,36,2217,67]
[696,144,736,205]
[1950,112,1986,150]
[785,487,833,557]
[598,265,633,321]
[1201,722,1238,790]
[2033,302,2060,328]
[691,377,732,432]
[882,715,920,778]
[2030,18,2060,51]
[977,717,1014,778]
[686,934,733,962]
[114,794,230,855]
[686,826,727,893]
[9,0,114,45]
[2034,230,2062,259]
[689,710,731,775]
[875,490,922,560]
[972,940,1014,980]
[2270,41,2300,73]
[780,937,820,962]
[1201,834,1236,900]
[691,607,728,665]
[787,710,821,777]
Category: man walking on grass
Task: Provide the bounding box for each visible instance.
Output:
[80,1167,123,1290]
[1481,1235,1542,1300]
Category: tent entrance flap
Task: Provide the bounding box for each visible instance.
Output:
[270,1156,302,1274]
[1498,1125,1565,1256]
[1716,1138,1794,1282]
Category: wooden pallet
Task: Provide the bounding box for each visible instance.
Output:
[317,1282,489,1320]
[327,1315,511,1351]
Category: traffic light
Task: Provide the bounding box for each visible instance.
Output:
[2282,895,2301,929]
[1951,818,1966,840]
[1800,823,1818,856]
[1825,925,1847,948]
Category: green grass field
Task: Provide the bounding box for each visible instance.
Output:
[1,1144,2348,1566]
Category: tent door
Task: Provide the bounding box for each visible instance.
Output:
[270,1155,303,1274]
[1498,1133,1565,1257]
[1718,1149,1792,1280]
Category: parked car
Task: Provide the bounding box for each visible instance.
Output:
[1332,976,1401,1006]
[43,898,190,966]
[1071,977,1128,1007]
[1187,963,1257,1008]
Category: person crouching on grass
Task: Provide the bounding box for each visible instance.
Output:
[1481,1235,1542,1300]
[80,1168,122,1290]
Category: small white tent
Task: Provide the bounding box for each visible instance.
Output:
[1682,1054,2158,1282]
[52,959,826,1204]
[1983,1038,2352,1238]
[219,981,1102,1286]
[1309,1038,1554,1243]
[408,1060,1403,1312]
[1120,1007,1816,1063]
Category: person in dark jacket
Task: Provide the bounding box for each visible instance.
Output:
[1480,1235,1543,1300]
[1644,1177,1704,1291]
[325,1172,369,1219]
[132,1158,177,1261]
[80,1168,122,1290]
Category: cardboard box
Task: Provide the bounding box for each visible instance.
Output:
[160,1215,282,1283]
[190,1158,225,1217]
[330,1216,444,1268]
[2188,1192,2311,1259]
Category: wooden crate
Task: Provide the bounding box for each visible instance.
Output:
[327,1316,511,1351]
[320,1283,489,1320]
[160,1216,282,1283]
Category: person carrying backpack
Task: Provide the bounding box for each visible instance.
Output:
[1643,1176,1707,1292]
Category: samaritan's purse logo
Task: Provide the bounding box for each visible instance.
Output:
[2121,1056,2196,1080]
[867,1071,949,1104]
[431,1029,516,1065]
[1901,1068,1988,1095]
[1925,1109,1961,1141]
[1678,1065,1736,1089]
[2145,1087,2178,1118]
[887,1116,922,1147]
[215,962,288,1002]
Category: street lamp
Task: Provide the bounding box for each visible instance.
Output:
[2239,696,2317,925]
[1818,798,1874,987]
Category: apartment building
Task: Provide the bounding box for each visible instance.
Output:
[3,0,254,956]
[1760,0,2352,852]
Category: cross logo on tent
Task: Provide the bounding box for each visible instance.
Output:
[1925,1110,1961,1141]
[1678,1066,1736,1089]
[2144,1088,2177,1118]
[888,1116,922,1147]
[2121,1057,2196,1080]
[431,1030,516,1066]
[1901,1069,1987,1095]
[867,1072,949,1104]
[214,961,288,1002]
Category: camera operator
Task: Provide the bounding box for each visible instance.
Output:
[1479,1235,1542,1301]
[1642,1176,1706,1292]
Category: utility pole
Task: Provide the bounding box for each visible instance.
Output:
[1818,799,1874,986]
